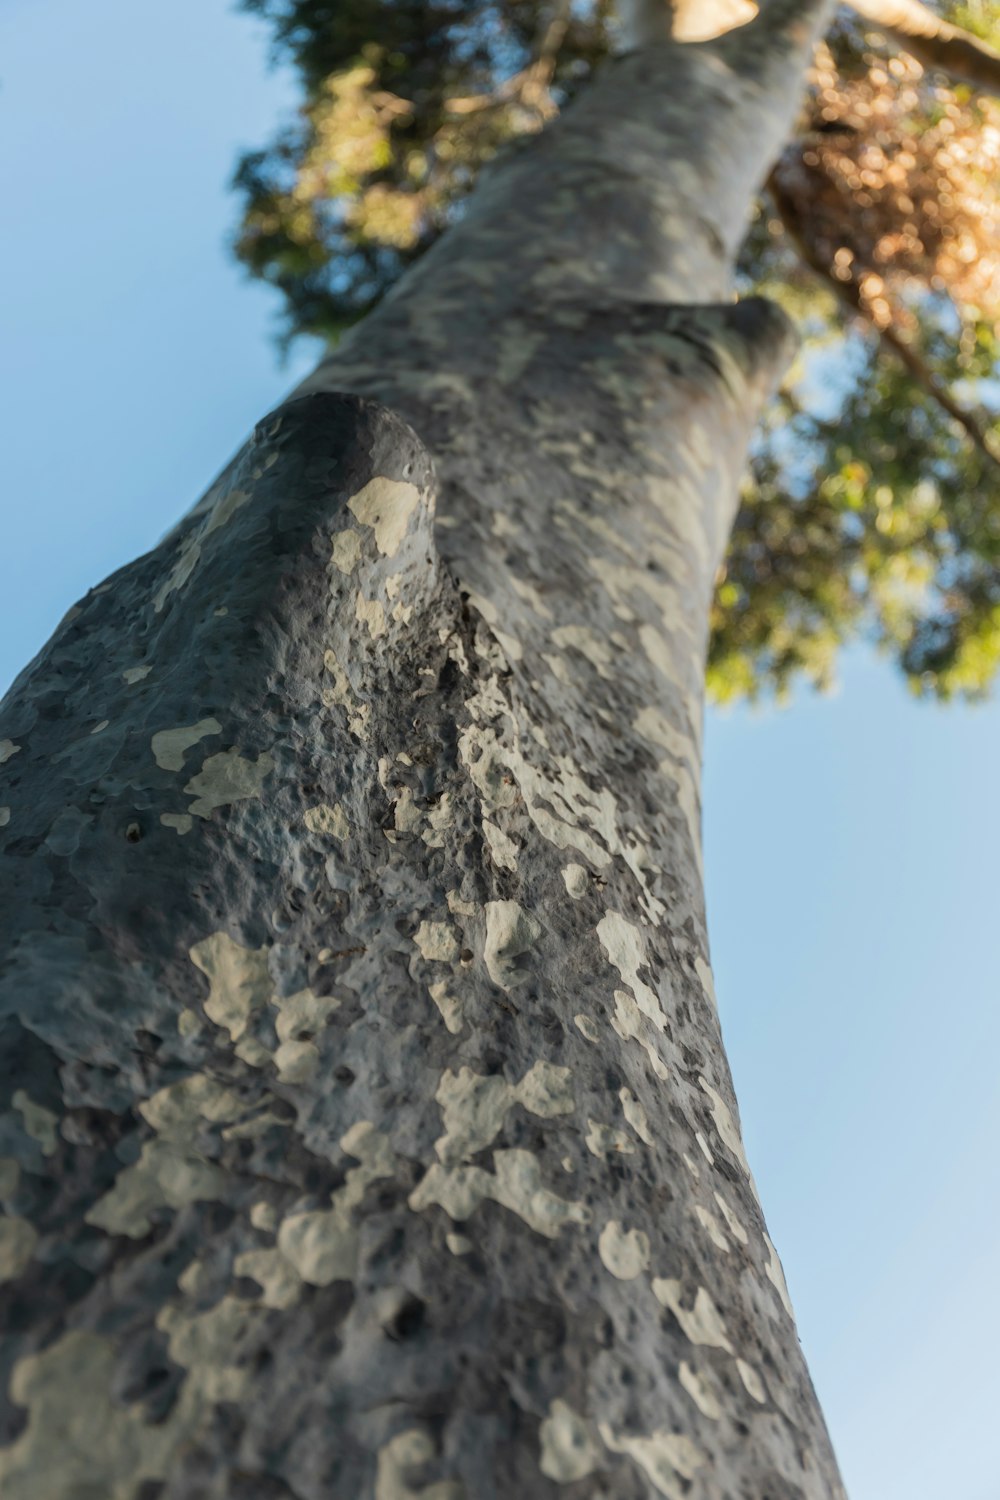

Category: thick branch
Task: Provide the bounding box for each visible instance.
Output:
[848,0,1000,96]
[768,171,1000,472]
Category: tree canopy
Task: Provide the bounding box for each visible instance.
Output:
[233,0,1000,700]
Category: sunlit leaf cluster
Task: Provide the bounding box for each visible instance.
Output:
[235,0,1000,702]
[235,0,616,341]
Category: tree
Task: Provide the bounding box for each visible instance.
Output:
[0,2,997,1497]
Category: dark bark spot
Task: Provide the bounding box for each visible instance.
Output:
[384,1292,426,1341]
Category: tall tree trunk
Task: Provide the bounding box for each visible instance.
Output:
[0,8,846,1498]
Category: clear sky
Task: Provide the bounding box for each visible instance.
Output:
[2,4,998,1497]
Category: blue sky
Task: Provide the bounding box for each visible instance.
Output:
[2,4,998,1496]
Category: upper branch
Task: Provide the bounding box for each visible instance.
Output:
[847,0,1000,96]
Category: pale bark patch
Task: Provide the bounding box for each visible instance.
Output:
[348,476,421,557]
[183,747,275,819]
[539,1399,599,1483]
[598,1219,651,1279]
[150,717,222,771]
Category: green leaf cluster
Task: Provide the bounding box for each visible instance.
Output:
[235,1,616,342]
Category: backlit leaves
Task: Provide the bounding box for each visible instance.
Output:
[234,0,1000,701]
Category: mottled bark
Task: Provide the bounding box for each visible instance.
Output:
[0,13,847,1500]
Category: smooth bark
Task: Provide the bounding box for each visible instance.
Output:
[0,11,847,1498]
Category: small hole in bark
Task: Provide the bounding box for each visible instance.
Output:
[125,822,142,843]
[386,1294,426,1341]
[334,1065,355,1085]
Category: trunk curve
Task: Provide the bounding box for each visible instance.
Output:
[0,17,845,1500]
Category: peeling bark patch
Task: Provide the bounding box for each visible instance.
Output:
[599,1422,705,1499]
[678,1361,722,1421]
[428,980,464,1034]
[331,527,364,573]
[414,921,460,963]
[561,862,589,898]
[737,1358,767,1403]
[574,1013,600,1044]
[0,1217,37,1283]
[0,740,21,765]
[304,802,350,839]
[233,1245,302,1309]
[597,911,667,1029]
[695,1205,730,1251]
[183,747,274,818]
[619,1086,653,1144]
[694,954,718,1011]
[482,818,518,871]
[356,592,388,638]
[459,708,620,870]
[550,624,614,677]
[323,646,370,736]
[272,986,340,1043]
[374,1428,463,1500]
[86,1073,244,1237]
[409,1149,590,1238]
[0,1330,190,1498]
[699,1076,759,1204]
[434,1060,573,1164]
[160,812,193,835]
[714,1190,749,1245]
[483,900,542,989]
[156,1292,258,1405]
[0,807,10,827]
[763,1231,795,1318]
[150,717,222,771]
[652,1280,734,1353]
[539,1399,599,1483]
[153,484,251,612]
[586,1119,636,1159]
[274,1037,320,1083]
[189,932,272,1040]
[12,1091,58,1156]
[122,664,152,684]
[278,1121,394,1285]
[348,476,421,557]
[597,1219,651,1279]
[611,989,670,1080]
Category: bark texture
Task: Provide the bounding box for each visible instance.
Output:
[0,11,847,1499]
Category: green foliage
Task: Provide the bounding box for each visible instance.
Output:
[951,2,1000,49]
[235,1,616,342]
[710,306,1000,702]
[234,0,1000,703]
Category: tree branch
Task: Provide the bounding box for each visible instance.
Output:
[847,0,1000,96]
[875,318,1000,470]
[767,170,1000,473]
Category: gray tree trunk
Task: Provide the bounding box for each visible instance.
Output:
[0,8,847,1498]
